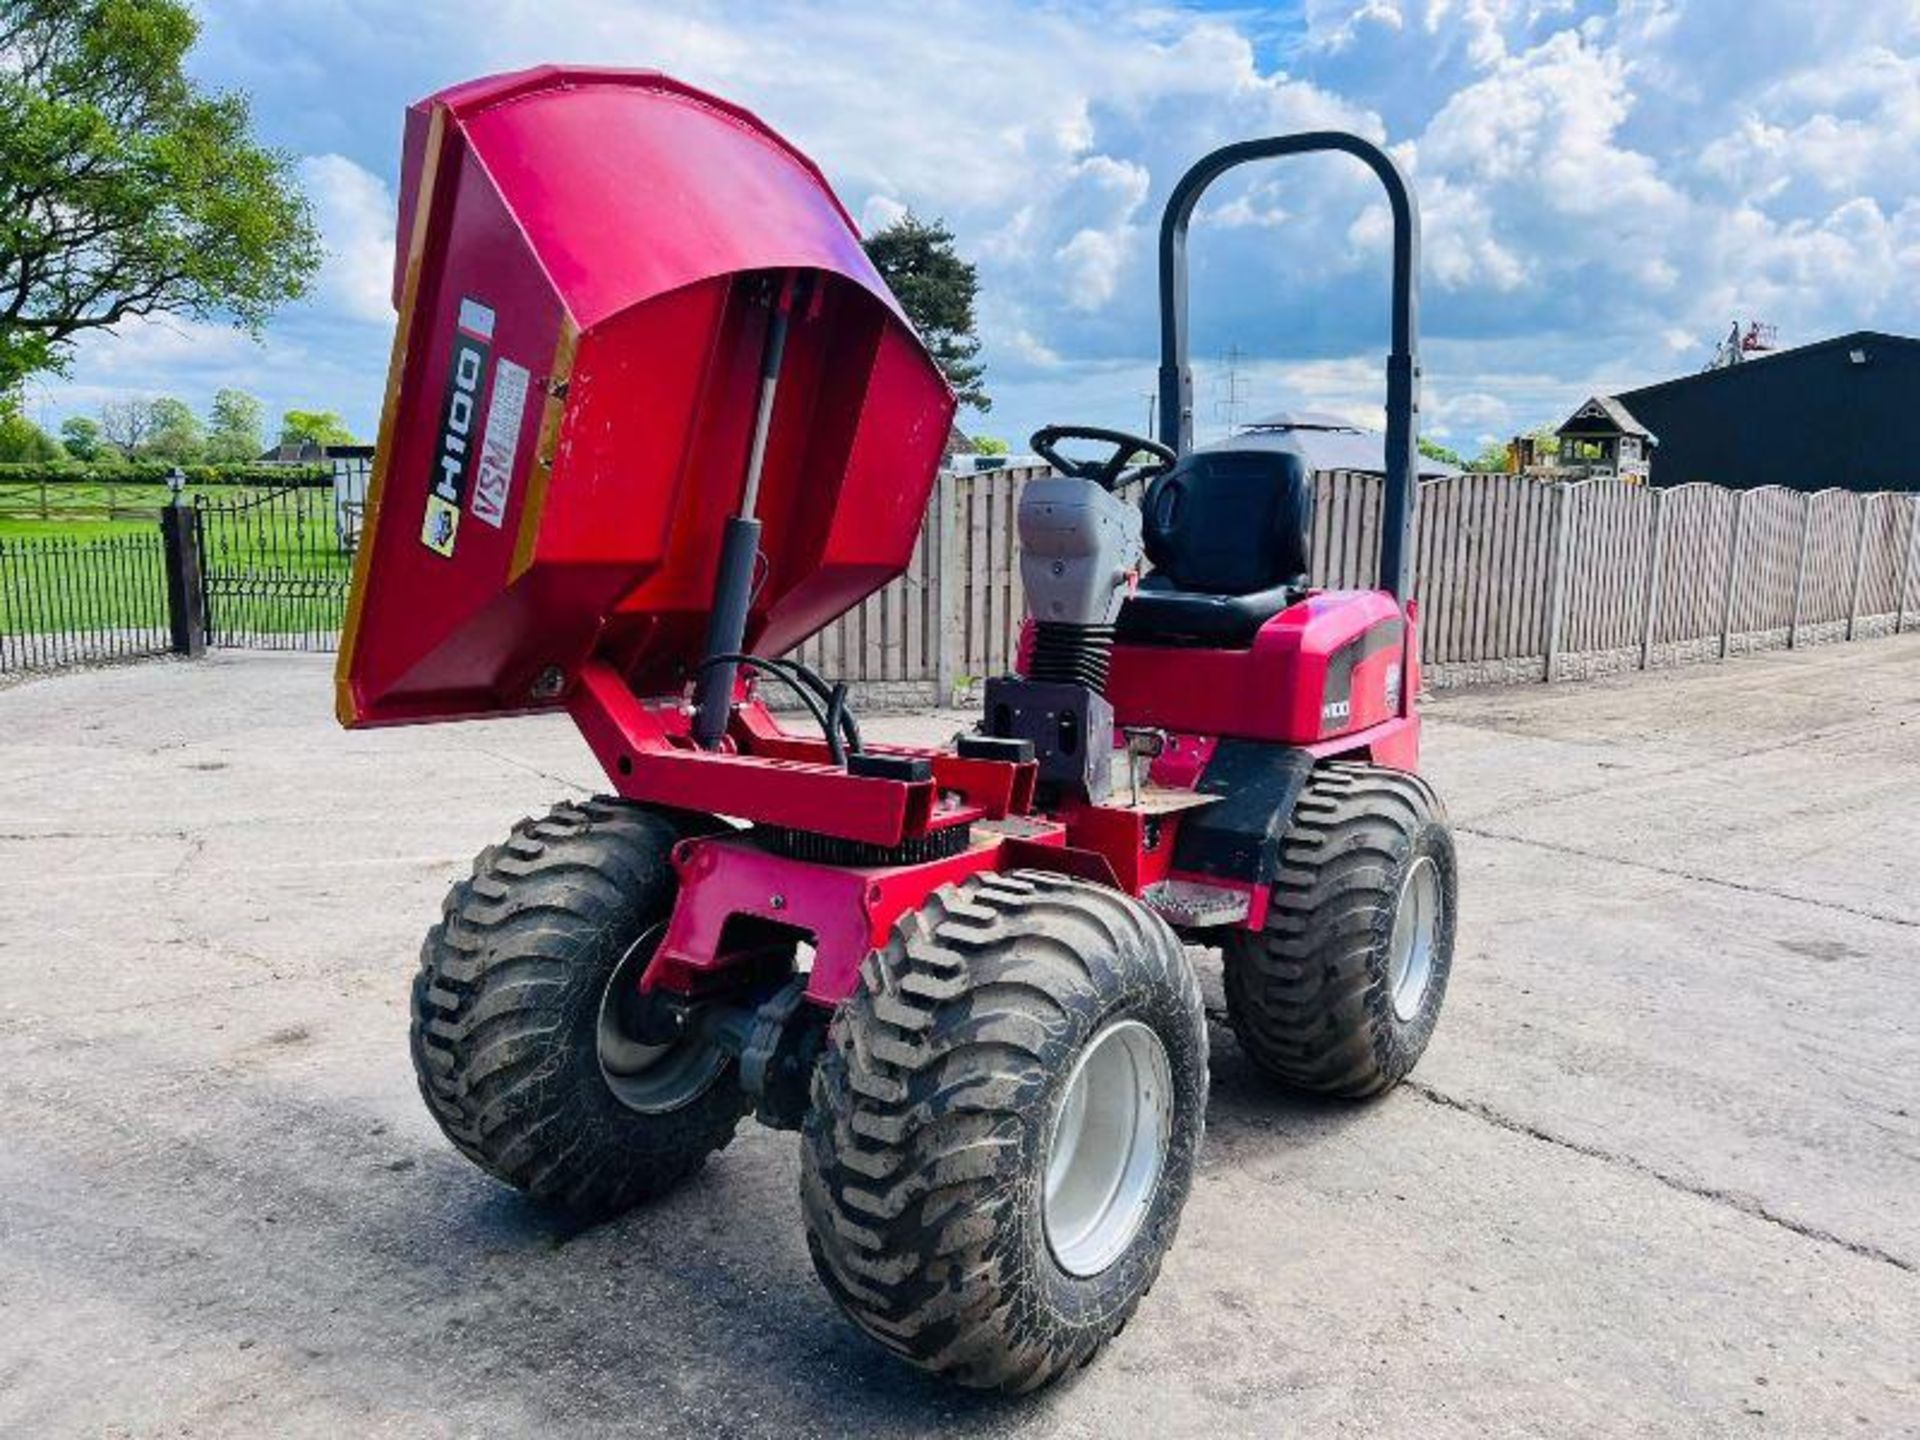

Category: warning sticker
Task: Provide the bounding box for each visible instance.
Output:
[470,358,529,529]
[422,494,460,557]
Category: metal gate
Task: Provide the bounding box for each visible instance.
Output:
[194,480,353,651]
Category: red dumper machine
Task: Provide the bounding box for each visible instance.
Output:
[339,67,1456,1391]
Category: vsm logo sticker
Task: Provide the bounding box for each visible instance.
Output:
[421,298,495,557]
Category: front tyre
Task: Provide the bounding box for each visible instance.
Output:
[1223,761,1457,1098]
[410,798,748,1216]
[801,871,1207,1392]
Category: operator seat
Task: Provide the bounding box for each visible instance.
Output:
[1114,446,1313,647]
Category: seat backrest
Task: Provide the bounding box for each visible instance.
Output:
[1139,447,1312,595]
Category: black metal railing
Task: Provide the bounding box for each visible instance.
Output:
[0,532,173,675]
[194,480,353,651]
[1,471,355,677]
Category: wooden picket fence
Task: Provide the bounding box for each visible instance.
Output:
[789,465,1920,705]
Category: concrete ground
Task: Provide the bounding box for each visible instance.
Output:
[2,640,1916,1438]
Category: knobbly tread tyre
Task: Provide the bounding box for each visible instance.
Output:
[800,870,1207,1393]
[410,796,747,1216]
[1223,760,1456,1098]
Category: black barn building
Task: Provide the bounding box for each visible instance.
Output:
[1613,330,1920,492]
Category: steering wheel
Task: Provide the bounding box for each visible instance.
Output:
[1029,425,1178,491]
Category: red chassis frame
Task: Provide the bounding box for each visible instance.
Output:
[568,591,1423,1011]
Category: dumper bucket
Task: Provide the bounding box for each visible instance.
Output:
[336,67,956,726]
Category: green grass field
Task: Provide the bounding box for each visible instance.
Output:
[0,516,141,541]
[0,480,330,536]
[0,479,169,535]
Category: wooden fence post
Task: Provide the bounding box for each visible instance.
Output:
[160,502,207,658]
[1718,489,1747,660]
[1897,494,1919,636]
[933,470,962,706]
[1720,491,1751,660]
[1845,495,1872,641]
[1788,492,1813,649]
[1542,482,1575,683]
[1639,487,1665,670]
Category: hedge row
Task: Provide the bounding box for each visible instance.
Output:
[0,462,336,487]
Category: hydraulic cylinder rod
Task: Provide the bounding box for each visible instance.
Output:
[692,278,794,749]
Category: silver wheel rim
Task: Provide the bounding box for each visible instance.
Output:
[1043,1018,1173,1278]
[595,925,728,1114]
[1388,855,1441,1022]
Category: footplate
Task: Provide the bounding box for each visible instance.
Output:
[1141,877,1253,928]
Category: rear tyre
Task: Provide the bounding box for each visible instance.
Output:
[801,871,1207,1392]
[411,798,748,1216]
[1223,762,1456,1098]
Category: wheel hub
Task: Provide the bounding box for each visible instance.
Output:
[595,925,729,1114]
[1387,855,1441,1022]
[1042,1018,1173,1278]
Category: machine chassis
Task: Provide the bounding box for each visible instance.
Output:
[570,591,1422,1020]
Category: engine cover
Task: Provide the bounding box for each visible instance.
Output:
[1016,477,1143,627]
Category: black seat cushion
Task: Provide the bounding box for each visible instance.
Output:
[1116,574,1297,647]
[1116,446,1311,647]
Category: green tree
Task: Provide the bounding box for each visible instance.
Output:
[1417,437,1463,467]
[863,213,989,411]
[59,413,102,460]
[0,388,63,460]
[279,409,357,448]
[1466,440,1513,473]
[0,0,322,390]
[973,434,1009,455]
[206,387,264,461]
[98,395,151,457]
[143,395,203,460]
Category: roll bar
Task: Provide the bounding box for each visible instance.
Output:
[1156,133,1422,602]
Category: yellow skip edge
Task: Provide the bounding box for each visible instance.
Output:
[333,104,449,729]
[510,319,579,583]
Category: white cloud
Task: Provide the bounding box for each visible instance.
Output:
[51,309,375,444]
[1428,387,1512,438]
[28,0,1920,458]
[298,153,396,326]
[1695,47,1920,208]
[860,194,909,233]
[68,314,262,376]
[1308,0,1407,53]
[1055,229,1130,311]
[1417,30,1680,221]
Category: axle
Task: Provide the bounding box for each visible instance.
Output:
[626,980,825,1131]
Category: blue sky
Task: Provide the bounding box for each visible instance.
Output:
[24,0,1920,456]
